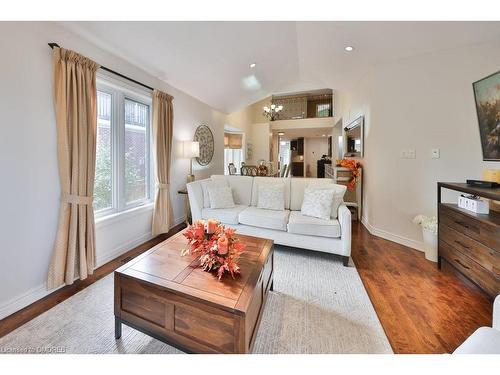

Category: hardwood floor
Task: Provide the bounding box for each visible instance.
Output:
[351,222,493,354]
[0,220,493,354]
[0,223,185,339]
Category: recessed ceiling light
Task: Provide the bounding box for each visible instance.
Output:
[278,132,285,136]
[322,134,326,137]
[344,46,354,52]
[250,63,256,68]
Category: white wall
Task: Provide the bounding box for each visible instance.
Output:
[338,40,500,251]
[0,22,226,319]
[250,122,271,163]
[304,137,329,177]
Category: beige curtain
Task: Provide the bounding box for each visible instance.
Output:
[47,47,100,289]
[152,90,174,236]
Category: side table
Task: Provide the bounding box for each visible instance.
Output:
[177,189,191,225]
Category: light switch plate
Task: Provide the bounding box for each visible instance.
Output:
[432,148,440,159]
[400,149,416,159]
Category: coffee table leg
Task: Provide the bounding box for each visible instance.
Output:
[115,317,122,339]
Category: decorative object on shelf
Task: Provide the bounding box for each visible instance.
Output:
[262,104,284,121]
[458,194,490,214]
[472,70,500,161]
[194,124,214,166]
[413,215,438,262]
[482,168,500,212]
[182,219,246,280]
[241,165,258,176]
[177,189,191,225]
[335,158,362,189]
[182,140,199,183]
[483,169,500,184]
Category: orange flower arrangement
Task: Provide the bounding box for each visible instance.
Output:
[336,158,362,190]
[182,219,245,280]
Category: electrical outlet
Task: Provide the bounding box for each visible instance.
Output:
[432,148,440,159]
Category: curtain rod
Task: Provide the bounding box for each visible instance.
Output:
[48,42,154,92]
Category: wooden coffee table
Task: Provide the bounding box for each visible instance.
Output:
[114,230,274,353]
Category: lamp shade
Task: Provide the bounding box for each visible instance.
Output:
[182,141,200,158]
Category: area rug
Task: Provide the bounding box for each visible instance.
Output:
[0,246,392,354]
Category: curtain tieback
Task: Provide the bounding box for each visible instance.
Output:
[156,183,169,189]
[61,193,93,205]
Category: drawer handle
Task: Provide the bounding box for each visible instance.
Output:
[454,220,470,229]
[454,258,471,270]
[454,240,470,250]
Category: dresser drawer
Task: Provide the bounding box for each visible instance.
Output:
[439,204,500,250]
[439,225,500,276]
[439,239,500,297]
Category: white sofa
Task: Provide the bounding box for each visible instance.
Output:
[186,175,352,266]
[453,295,500,354]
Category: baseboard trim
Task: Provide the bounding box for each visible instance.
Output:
[361,216,425,253]
[0,218,185,321]
[95,232,154,268]
[0,283,64,321]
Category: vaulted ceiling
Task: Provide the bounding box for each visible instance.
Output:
[61,21,500,113]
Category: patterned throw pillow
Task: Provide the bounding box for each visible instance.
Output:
[301,188,335,220]
[207,186,235,209]
[257,183,285,211]
[201,178,228,208]
[306,181,346,219]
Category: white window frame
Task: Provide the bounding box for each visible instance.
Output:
[95,73,154,219]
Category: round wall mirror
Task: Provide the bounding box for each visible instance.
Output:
[194,124,214,166]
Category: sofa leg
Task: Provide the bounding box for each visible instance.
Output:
[342,256,350,267]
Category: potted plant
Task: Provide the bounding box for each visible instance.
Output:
[413,215,438,262]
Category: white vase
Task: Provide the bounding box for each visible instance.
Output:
[422,228,438,262]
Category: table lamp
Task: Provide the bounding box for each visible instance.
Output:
[182,140,200,183]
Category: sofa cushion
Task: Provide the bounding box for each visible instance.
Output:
[208,186,235,209]
[453,327,500,354]
[257,183,285,211]
[202,205,247,225]
[251,177,291,209]
[211,175,253,205]
[238,206,290,231]
[287,211,341,238]
[301,188,335,220]
[290,178,346,218]
[201,177,228,208]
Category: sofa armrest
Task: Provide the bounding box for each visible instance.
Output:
[493,295,500,331]
[338,204,351,256]
[186,180,205,223]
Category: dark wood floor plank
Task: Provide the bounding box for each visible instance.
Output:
[352,222,492,353]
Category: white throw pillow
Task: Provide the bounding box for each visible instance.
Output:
[201,178,228,208]
[301,188,335,220]
[257,183,285,211]
[306,182,346,219]
[208,186,235,209]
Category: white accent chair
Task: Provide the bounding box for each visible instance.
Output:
[453,295,500,354]
[186,175,352,265]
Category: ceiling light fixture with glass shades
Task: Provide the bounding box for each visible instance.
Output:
[263,104,283,121]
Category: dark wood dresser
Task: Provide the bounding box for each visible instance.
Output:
[438,183,500,298]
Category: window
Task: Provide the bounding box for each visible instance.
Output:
[94,77,153,217]
[316,103,331,118]
[224,149,243,175]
